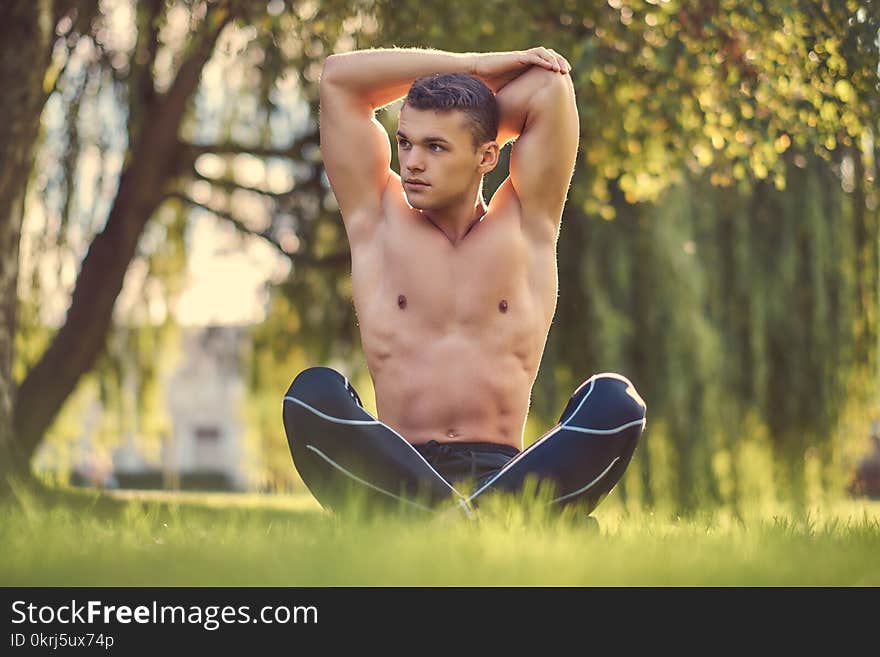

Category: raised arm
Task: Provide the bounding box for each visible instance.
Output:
[492,54,579,242]
[318,49,477,239]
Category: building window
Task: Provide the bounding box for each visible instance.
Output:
[194,425,222,469]
[195,426,220,443]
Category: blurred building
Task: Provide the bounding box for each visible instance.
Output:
[160,324,251,491]
[53,325,253,491]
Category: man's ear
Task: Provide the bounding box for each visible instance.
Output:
[477,141,500,174]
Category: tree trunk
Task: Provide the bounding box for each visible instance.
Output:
[851,147,878,374]
[13,7,233,466]
[0,0,58,488]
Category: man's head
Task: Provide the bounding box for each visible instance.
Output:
[405,73,499,146]
[397,74,500,210]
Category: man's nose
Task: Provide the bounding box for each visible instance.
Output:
[405,152,424,173]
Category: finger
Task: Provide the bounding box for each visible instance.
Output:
[530,51,557,71]
[529,47,559,71]
[547,49,569,73]
[534,48,553,66]
[548,49,571,73]
[542,48,563,72]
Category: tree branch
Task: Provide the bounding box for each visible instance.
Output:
[157,2,235,128]
[176,135,316,172]
[189,169,292,200]
[167,191,350,268]
[168,190,280,248]
[126,0,163,144]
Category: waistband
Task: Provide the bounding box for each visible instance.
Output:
[413,440,520,458]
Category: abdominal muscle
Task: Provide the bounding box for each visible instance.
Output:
[360,309,545,451]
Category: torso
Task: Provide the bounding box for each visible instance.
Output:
[348,174,558,450]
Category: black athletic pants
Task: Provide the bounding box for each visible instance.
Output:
[282,367,647,516]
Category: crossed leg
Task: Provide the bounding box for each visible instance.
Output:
[282,367,646,517]
[282,367,470,514]
[465,373,647,515]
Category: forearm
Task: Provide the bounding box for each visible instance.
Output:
[320,48,477,110]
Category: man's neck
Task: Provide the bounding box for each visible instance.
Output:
[420,188,487,246]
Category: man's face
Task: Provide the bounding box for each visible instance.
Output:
[396,105,492,210]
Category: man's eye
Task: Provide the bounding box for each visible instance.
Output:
[398,139,410,148]
[429,144,443,152]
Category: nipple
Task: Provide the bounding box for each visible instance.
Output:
[499,299,508,313]
[398,294,407,309]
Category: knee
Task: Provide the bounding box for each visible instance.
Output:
[562,372,646,429]
[591,372,647,419]
[284,366,345,407]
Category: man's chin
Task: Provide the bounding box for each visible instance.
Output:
[404,193,433,210]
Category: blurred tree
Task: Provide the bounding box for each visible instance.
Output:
[12,0,365,478]
[0,0,100,488]
[14,0,234,476]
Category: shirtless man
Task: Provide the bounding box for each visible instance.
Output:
[282,47,647,516]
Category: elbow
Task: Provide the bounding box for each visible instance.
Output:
[319,56,347,107]
[524,65,572,91]
[528,71,575,114]
[538,69,575,100]
[320,54,343,86]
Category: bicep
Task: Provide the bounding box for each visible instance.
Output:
[508,73,579,228]
[319,82,392,236]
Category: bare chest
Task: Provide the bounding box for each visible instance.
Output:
[349,206,558,371]
[385,219,523,322]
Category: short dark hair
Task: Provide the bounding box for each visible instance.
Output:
[403,73,499,147]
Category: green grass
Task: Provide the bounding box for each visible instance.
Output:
[2,484,879,586]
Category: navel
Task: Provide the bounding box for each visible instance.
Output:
[398,294,407,310]
[499,299,508,313]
